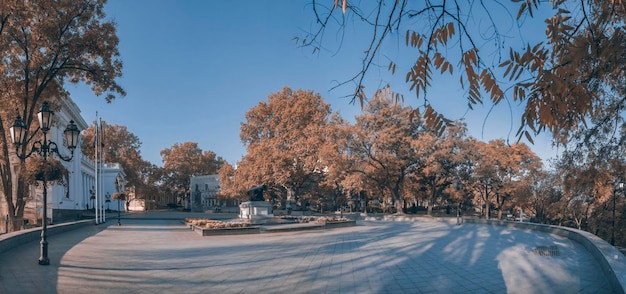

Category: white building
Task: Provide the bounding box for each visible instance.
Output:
[189,175,220,212]
[98,163,126,213]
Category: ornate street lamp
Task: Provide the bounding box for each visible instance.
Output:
[89,186,95,211]
[10,101,80,265]
[114,174,124,226]
[612,182,624,246]
[105,192,111,212]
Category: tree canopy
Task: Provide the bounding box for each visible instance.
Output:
[237,87,336,207]
[160,142,224,198]
[220,86,544,218]
[345,99,427,209]
[0,0,124,232]
[81,122,150,189]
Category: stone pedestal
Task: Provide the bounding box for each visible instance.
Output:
[239,201,273,223]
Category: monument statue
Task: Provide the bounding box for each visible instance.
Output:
[247,185,266,202]
[241,185,272,223]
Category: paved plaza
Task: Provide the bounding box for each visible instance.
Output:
[0,212,615,293]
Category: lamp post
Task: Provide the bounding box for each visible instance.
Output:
[612,182,624,246]
[114,174,124,226]
[116,193,125,226]
[10,101,80,265]
[89,186,95,211]
[454,176,462,225]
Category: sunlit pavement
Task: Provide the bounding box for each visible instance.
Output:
[0,212,614,293]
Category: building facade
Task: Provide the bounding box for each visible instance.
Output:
[190,175,220,212]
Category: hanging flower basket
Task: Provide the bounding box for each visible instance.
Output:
[112,192,126,200]
[23,156,69,186]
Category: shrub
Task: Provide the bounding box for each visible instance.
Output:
[184,218,250,229]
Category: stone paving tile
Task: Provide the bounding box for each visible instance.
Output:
[0,215,618,293]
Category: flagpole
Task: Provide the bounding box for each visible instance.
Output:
[94,113,99,225]
[100,117,106,223]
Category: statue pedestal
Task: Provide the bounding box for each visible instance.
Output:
[239,201,273,224]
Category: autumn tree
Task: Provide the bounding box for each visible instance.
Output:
[322,114,362,212]
[493,142,542,219]
[81,122,150,189]
[416,122,470,214]
[80,122,165,208]
[466,140,542,219]
[509,168,547,222]
[217,162,243,201]
[160,142,224,202]
[301,1,626,144]
[554,126,626,243]
[532,171,566,225]
[346,99,426,211]
[0,0,124,232]
[237,87,336,209]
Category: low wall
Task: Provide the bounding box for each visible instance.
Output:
[53,209,89,223]
[0,220,94,255]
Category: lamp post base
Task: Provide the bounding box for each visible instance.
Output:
[39,239,49,265]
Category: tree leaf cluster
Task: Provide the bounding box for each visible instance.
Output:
[81,122,151,190]
[160,142,225,198]
[300,0,626,145]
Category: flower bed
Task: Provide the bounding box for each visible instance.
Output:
[184,218,259,236]
[315,216,350,223]
[277,215,351,224]
[184,216,355,236]
[184,218,250,229]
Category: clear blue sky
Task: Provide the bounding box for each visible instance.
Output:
[69,0,558,167]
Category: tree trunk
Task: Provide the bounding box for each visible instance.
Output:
[427,184,437,215]
[484,188,490,220]
[484,201,490,219]
[390,188,403,214]
[2,156,27,233]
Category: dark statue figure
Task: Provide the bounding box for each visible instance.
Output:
[247,185,266,201]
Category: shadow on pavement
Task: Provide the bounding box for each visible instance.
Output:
[0,222,111,293]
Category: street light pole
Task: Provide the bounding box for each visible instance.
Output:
[612,182,624,246]
[454,176,462,225]
[117,197,121,226]
[10,101,80,265]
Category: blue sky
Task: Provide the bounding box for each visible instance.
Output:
[69,0,558,167]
